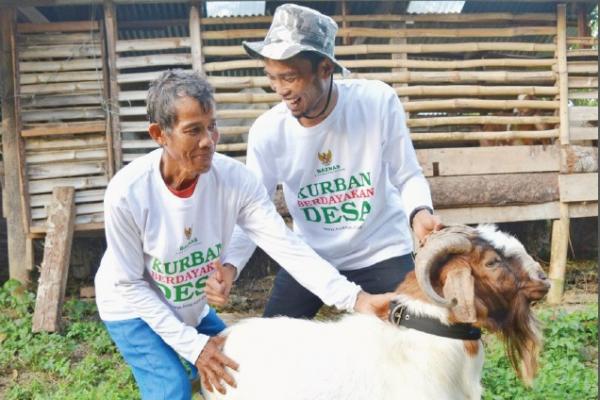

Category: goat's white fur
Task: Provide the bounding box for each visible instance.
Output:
[204,300,484,400]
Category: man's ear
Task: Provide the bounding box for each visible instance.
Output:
[148,123,166,146]
[319,58,335,79]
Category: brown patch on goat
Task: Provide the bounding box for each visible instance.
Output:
[395,271,431,303]
[463,340,480,357]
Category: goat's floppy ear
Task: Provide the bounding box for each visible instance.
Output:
[443,267,476,323]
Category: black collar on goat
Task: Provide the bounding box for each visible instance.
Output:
[388,300,481,340]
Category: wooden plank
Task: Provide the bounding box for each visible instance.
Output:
[99,22,114,178]
[18,21,98,33]
[568,76,598,88]
[2,8,33,283]
[27,149,107,164]
[20,81,102,95]
[20,58,102,73]
[18,44,101,59]
[21,120,106,138]
[30,188,104,207]
[116,37,190,53]
[27,161,106,180]
[559,173,598,202]
[20,70,103,85]
[28,175,108,194]
[562,145,598,173]
[25,135,106,151]
[32,201,102,220]
[570,127,597,141]
[411,129,559,143]
[416,145,560,177]
[17,32,99,46]
[569,106,598,122]
[104,1,122,172]
[437,201,596,225]
[31,186,75,333]
[21,108,105,122]
[30,220,104,235]
[567,49,597,57]
[556,4,569,146]
[568,90,598,100]
[189,4,204,73]
[567,62,598,74]
[21,93,103,107]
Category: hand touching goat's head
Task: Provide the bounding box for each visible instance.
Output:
[409,224,551,385]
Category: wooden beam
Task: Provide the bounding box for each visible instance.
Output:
[31,186,76,333]
[557,4,570,145]
[100,22,114,178]
[548,202,570,304]
[559,173,598,202]
[189,3,204,73]
[103,1,122,172]
[1,8,33,284]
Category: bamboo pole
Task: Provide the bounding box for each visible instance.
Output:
[202,57,557,73]
[120,70,557,88]
[403,99,559,112]
[548,4,570,305]
[199,42,557,57]
[116,54,192,69]
[394,85,558,97]
[104,1,122,171]
[189,3,204,73]
[192,12,556,25]
[194,26,556,40]
[407,115,560,128]
[410,129,559,142]
[2,7,33,283]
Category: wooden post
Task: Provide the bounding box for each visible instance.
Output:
[1,7,33,284]
[103,1,122,171]
[100,23,115,178]
[576,3,588,40]
[32,187,76,333]
[548,3,570,304]
[340,0,350,46]
[189,3,204,73]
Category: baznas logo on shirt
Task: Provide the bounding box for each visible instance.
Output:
[318,150,333,166]
[184,226,192,240]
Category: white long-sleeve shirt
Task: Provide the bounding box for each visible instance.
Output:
[95,149,361,364]
[224,79,432,274]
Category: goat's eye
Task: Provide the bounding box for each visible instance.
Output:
[485,258,501,268]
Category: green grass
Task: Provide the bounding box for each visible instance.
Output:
[0,279,597,399]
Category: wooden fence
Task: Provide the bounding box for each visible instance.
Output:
[0,4,597,301]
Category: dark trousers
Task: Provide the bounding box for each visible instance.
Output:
[263,254,414,319]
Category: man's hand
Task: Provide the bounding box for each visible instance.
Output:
[205,261,237,307]
[412,209,443,244]
[195,336,239,394]
[353,291,397,320]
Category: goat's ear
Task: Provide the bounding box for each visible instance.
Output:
[443,267,476,323]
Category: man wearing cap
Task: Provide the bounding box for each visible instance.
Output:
[206,4,442,319]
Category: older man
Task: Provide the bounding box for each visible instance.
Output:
[95,70,392,399]
[208,4,442,319]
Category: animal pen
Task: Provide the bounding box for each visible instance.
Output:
[0,1,597,307]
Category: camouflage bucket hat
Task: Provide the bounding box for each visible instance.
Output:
[243,3,350,76]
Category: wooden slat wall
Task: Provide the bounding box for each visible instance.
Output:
[11,8,598,235]
[17,21,109,231]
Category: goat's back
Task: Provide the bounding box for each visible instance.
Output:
[204,314,392,400]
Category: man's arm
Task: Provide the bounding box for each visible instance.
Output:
[380,84,442,241]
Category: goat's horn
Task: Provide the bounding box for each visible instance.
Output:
[415,227,473,307]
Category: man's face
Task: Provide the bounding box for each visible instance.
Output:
[155,96,219,175]
[263,56,329,118]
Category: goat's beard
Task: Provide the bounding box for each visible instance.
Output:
[501,293,543,386]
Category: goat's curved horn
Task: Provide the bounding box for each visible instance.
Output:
[415,227,474,307]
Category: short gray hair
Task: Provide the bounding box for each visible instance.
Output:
[146,69,214,132]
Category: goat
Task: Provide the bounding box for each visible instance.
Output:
[204,224,550,400]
